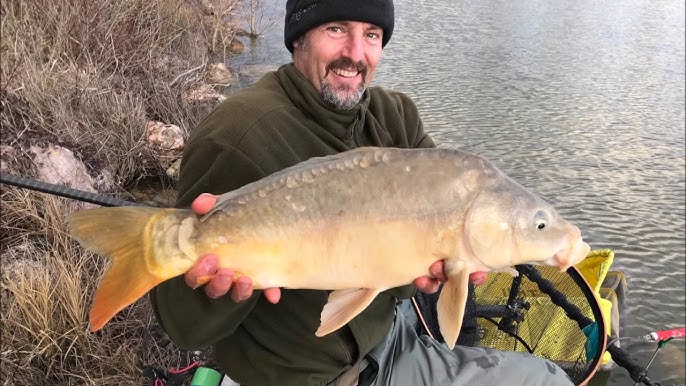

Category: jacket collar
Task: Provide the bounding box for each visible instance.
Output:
[277,63,370,143]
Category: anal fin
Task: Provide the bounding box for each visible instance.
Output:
[316,288,382,337]
[437,260,470,349]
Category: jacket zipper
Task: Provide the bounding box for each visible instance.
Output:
[346,115,360,147]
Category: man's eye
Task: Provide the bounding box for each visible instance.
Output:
[327,26,342,33]
[366,33,380,39]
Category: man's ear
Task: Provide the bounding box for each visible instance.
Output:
[292,35,305,50]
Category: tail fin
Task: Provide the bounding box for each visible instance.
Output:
[67,207,169,331]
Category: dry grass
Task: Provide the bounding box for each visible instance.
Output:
[1,188,185,385]
[0,0,237,184]
[1,0,248,384]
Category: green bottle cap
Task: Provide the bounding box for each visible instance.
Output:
[191,367,222,386]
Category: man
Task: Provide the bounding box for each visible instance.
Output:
[151,1,574,385]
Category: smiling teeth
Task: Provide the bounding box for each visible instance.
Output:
[333,68,358,78]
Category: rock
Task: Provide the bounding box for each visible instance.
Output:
[145,121,185,174]
[31,144,96,193]
[146,121,185,151]
[1,242,45,279]
[206,62,233,85]
[181,84,227,104]
[1,145,16,172]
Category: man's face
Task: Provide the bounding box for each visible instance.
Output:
[292,21,383,110]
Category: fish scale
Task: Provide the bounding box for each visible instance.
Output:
[66,146,591,349]
[208,147,484,227]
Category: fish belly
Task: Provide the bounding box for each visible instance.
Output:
[198,216,442,290]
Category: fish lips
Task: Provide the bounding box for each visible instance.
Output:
[548,237,591,272]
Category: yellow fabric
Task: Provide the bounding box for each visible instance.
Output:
[476,249,615,364]
[596,298,614,364]
[575,249,615,365]
[575,249,615,293]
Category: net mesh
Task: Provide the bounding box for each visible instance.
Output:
[414,265,606,386]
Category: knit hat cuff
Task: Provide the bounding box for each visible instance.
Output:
[284,0,394,53]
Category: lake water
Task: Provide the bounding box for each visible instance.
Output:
[227,1,686,384]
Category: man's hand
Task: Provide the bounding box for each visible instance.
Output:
[186,193,281,304]
[413,261,489,294]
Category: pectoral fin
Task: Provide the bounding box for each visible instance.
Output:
[437,260,470,349]
[316,288,382,337]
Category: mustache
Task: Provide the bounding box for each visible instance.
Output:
[326,57,367,77]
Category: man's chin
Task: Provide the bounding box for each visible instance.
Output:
[323,93,361,110]
[321,81,365,110]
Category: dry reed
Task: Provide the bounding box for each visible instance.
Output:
[1,0,247,384]
[1,188,186,385]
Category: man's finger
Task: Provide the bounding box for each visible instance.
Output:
[263,287,281,304]
[204,269,234,299]
[230,276,254,302]
[429,260,448,282]
[469,271,489,286]
[192,193,218,215]
[413,276,440,294]
[184,254,219,288]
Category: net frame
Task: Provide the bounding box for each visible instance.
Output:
[413,265,607,386]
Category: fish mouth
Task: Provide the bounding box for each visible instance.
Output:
[548,238,591,272]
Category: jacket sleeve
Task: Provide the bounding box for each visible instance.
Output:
[149,137,267,349]
[404,95,435,149]
[390,91,436,149]
[413,116,436,149]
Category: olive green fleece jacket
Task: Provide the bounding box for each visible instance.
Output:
[150,63,435,386]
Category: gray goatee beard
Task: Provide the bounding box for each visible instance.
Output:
[320,79,365,110]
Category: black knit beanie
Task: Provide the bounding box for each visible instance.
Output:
[284,0,394,53]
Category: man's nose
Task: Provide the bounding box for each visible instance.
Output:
[341,34,366,64]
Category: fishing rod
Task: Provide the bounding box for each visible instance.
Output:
[605,327,684,386]
[0,171,144,207]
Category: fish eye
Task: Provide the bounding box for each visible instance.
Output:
[534,210,549,231]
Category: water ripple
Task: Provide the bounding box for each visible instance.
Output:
[381,1,686,384]
[238,0,685,384]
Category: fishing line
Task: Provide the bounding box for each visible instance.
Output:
[411,296,435,340]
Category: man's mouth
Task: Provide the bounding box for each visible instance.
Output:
[327,58,366,81]
[331,68,360,78]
